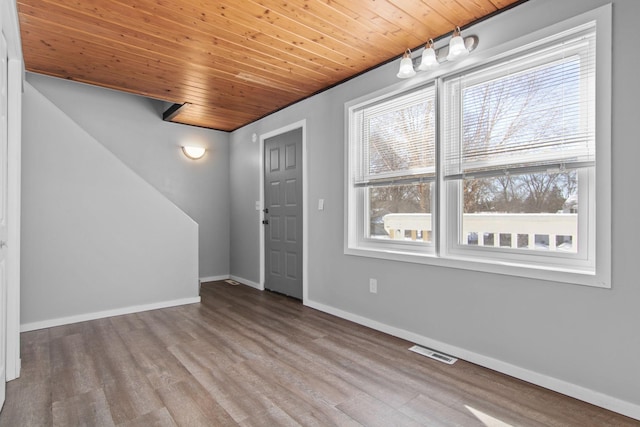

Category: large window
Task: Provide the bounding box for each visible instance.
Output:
[348,85,436,254]
[346,12,610,287]
[443,28,596,271]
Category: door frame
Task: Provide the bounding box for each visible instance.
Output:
[259,120,308,303]
[2,0,23,381]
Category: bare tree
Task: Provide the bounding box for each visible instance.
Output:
[461,63,578,214]
[367,99,435,235]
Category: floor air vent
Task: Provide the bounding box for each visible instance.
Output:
[225,279,240,286]
[409,345,457,365]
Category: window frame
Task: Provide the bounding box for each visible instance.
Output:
[344,5,611,288]
[346,83,438,258]
[441,26,597,271]
[441,168,595,270]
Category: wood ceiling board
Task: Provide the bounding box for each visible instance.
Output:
[178,103,258,121]
[171,106,259,131]
[19,22,318,101]
[17,0,526,131]
[425,0,496,25]
[35,0,372,77]
[19,12,323,95]
[332,0,424,48]
[52,0,342,84]
[154,0,362,72]
[219,1,373,63]
[384,0,465,47]
[23,50,299,119]
[296,0,426,54]
[255,0,400,58]
[488,0,522,8]
[20,1,337,86]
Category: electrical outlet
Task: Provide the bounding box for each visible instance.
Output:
[369,278,377,294]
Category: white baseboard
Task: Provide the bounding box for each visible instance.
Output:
[199,275,230,283]
[20,297,202,332]
[230,275,262,290]
[305,299,640,421]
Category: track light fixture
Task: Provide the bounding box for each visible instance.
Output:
[397,27,478,79]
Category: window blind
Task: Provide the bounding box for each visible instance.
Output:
[353,85,436,187]
[443,29,596,180]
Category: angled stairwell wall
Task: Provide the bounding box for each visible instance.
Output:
[25,73,231,282]
[20,82,200,330]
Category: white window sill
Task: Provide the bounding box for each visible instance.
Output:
[345,246,607,289]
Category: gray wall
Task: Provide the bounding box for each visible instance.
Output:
[230,0,640,411]
[21,82,199,325]
[26,73,230,279]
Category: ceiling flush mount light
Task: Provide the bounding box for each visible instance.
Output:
[396,49,417,79]
[418,39,439,71]
[447,26,469,61]
[397,27,478,79]
[181,145,206,160]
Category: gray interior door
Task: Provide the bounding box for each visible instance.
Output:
[264,128,303,299]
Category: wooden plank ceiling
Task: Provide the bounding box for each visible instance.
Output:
[17,0,524,132]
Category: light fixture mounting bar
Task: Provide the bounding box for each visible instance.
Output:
[163,102,191,122]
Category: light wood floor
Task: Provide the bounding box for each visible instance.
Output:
[0,281,637,426]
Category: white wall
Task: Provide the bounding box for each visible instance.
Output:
[21,82,200,327]
[230,0,640,419]
[25,73,230,280]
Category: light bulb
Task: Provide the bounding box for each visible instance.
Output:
[396,50,416,79]
[418,42,439,71]
[447,28,469,61]
[181,146,206,160]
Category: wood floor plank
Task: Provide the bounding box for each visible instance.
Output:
[0,380,53,426]
[233,358,362,426]
[52,388,116,427]
[108,312,147,333]
[17,329,51,381]
[336,392,423,427]
[115,327,192,390]
[1,281,638,427]
[237,404,302,427]
[156,379,237,426]
[47,321,93,340]
[178,307,359,408]
[186,366,278,424]
[117,407,178,427]
[400,393,505,427]
[230,360,358,427]
[101,368,164,425]
[49,333,102,402]
[86,319,138,383]
[308,335,423,408]
[166,339,237,375]
[136,309,199,347]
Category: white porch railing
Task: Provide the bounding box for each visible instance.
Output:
[383,213,577,250]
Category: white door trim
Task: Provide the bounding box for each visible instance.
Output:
[259,120,308,303]
[2,0,24,381]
